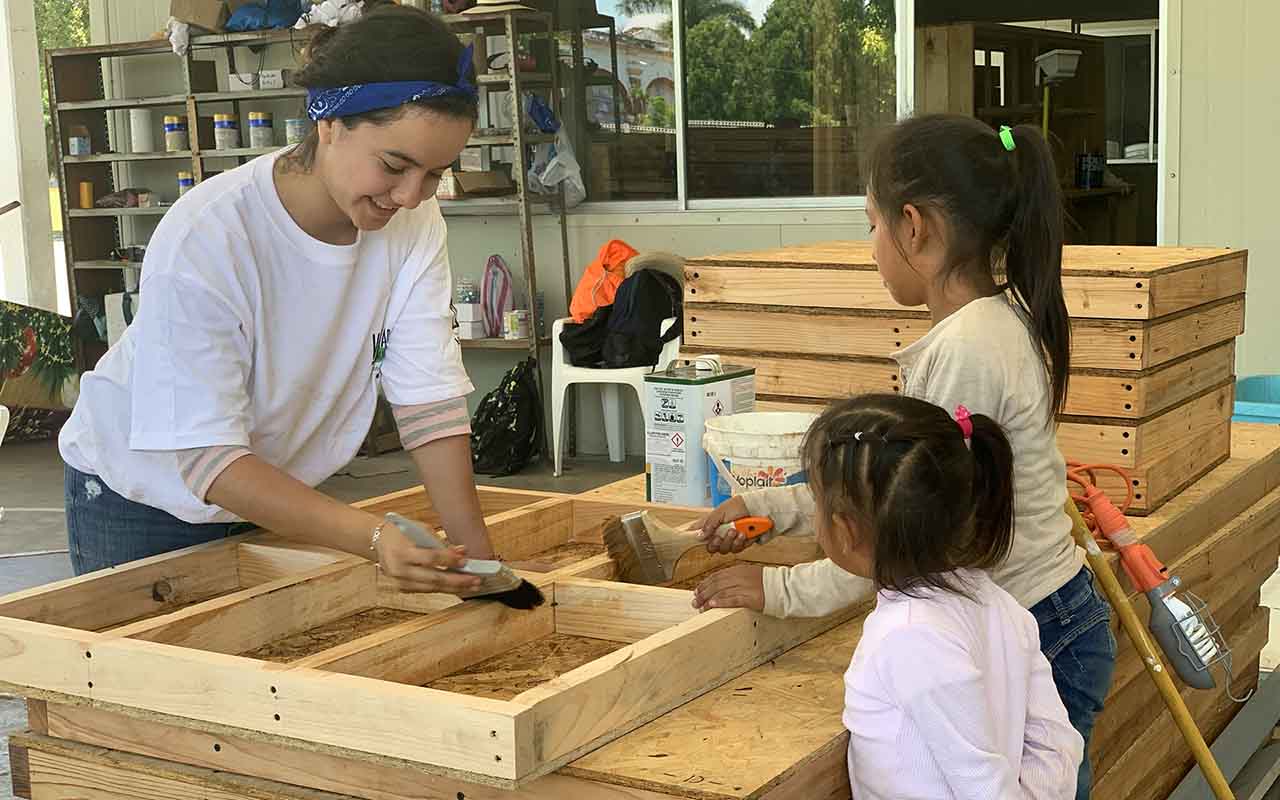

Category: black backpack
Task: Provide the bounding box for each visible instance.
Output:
[470,358,543,476]
[558,304,613,367]
[601,269,682,368]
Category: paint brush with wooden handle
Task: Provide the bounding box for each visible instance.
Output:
[601,510,774,585]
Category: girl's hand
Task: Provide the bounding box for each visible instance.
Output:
[374,525,484,595]
[693,563,765,612]
[698,495,751,554]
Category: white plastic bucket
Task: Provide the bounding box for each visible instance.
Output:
[703,412,818,507]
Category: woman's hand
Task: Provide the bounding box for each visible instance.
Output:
[698,495,751,554]
[693,563,765,612]
[374,524,484,595]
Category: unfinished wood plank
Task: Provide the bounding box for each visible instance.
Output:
[554,580,699,643]
[9,738,30,799]
[0,538,242,631]
[235,541,352,586]
[570,499,705,543]
[688,241,1244,280]
[353,486,551,530]
[23,724,676,800]
[513,600,863,782]
[687,265,1183,321]
[548,553,618,581]
[1057,381,1233,468]
[1065,341,1235,419]
[27,698,48,734]
[686,301,1244,372]
[292,598,556,687]
[1143,295,1246,368]
[104,561,376,655]
[0,618,93,697]
[83,637,525,782]
[711,340,1235,420]
[483,498,576,560]
[681,351,900,401]
[242,608,420,663]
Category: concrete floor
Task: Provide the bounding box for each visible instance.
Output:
[0,437,640,799]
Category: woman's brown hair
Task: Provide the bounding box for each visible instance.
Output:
[802,394,1015,597]
[288,3,479,170]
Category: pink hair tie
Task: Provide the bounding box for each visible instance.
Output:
[954,405,973,440]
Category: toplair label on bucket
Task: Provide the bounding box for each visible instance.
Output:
[703,411,819,508]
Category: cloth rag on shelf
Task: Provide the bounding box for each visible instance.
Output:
[165,17,190,56]
[295,0,365,28]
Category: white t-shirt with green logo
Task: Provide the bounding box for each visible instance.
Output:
[60,150,472,523]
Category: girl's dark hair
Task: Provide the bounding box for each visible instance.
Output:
[868,114,1071,420]
[288,3,479,169]
[802,394,1015,597]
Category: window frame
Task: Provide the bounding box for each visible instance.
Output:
[574,0,912,212]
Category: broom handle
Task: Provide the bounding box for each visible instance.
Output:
[1064,500,1234,800]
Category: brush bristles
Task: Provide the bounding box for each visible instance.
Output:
[486,579,546,610]
[602,516,648,583]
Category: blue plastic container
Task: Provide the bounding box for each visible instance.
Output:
[1233,376,1280,424]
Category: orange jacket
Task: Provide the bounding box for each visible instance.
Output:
[569,239,638,323]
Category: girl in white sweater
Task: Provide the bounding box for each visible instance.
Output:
[795,393,1082,799]
[695,116,1114,798]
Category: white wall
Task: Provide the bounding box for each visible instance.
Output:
[0,0,58,311]
[1162,0,1280,378]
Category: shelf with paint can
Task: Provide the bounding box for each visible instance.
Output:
[468,129,556,147]
[74,260,144,271]
[67,207,168,218]
[459,337,553,351]
[56,94,189,112]
[199,146,283,160]
[191,88,308,104]
[64,151,194,164]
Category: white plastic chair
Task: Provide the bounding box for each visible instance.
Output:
[0,405,8,449]
[551,317,681,477]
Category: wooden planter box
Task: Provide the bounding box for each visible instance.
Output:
[685,243,1247,514]
[0,487,837,788]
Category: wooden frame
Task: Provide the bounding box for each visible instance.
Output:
[0,487,838,788]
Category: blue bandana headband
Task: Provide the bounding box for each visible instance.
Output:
[305,44,477,121]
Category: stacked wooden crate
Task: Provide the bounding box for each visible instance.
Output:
[683,242,1247,515]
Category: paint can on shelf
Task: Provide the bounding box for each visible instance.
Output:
[248,112,274,148]
[78,181,93,209]
[177,171,195,197]
[129,109,155,153]
[213,114,239,150]
[68,125,91,156]
[503,309,531,340]
[164,116,189,152]
[285,118,308,145]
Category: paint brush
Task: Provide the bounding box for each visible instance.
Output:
[384,513,545,609]
[601,510,773,585]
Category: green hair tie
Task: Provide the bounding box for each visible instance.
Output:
[998,125,1016,152]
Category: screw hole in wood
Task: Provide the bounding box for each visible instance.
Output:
[214,744,222,753]
[274,714,281,722]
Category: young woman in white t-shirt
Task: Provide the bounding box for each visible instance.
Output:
[59,5,501,597]
[693,116,1115,798]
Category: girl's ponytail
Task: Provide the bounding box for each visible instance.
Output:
[1004,124,1071,419]
[966,412,1014,570]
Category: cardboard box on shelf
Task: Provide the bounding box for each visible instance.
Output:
[258,69,292,89]
[454,303,482,323]
[169,0,251,32]
[457,321,486,340]
[438,169,515,200]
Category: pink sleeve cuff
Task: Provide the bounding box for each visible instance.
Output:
[177,445,253,501]
[392,396,471,451]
